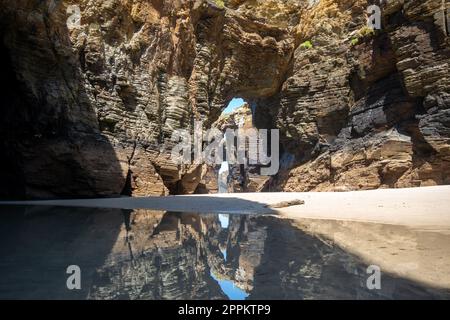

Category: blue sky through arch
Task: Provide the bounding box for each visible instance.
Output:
[223,98,245,114]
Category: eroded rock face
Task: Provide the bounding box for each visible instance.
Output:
[213,103,271,192]
[273,0,450,191]
[0,0,449,197]
[0,0,294,198]
[224,0,306,28]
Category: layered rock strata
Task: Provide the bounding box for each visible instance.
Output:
[0,0,294,198]
[0,0,449,197]
[274,0,450,191]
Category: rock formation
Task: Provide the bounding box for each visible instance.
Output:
[213,103,271,192]
[273,0,450,191]
[0,0,449,198]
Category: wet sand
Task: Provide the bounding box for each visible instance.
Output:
[1,186,450,296]
[290,219,450,290]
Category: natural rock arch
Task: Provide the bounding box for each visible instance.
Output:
[1,0,449,198]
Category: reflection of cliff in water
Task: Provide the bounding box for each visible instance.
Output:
[0,207,449,300]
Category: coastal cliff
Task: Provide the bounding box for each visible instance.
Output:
[0,0,449,198]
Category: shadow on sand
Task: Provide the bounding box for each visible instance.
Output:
[0,196,279,215]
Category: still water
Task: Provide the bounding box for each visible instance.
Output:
[0,205,449,300]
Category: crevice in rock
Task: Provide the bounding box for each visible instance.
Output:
[121,169,133,196]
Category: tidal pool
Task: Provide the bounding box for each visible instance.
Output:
[0,205,449,300]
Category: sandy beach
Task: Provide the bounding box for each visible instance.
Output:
[2,185,450,294]
[3,185,450,230]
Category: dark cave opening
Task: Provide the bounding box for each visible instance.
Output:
[0,35,27,199]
